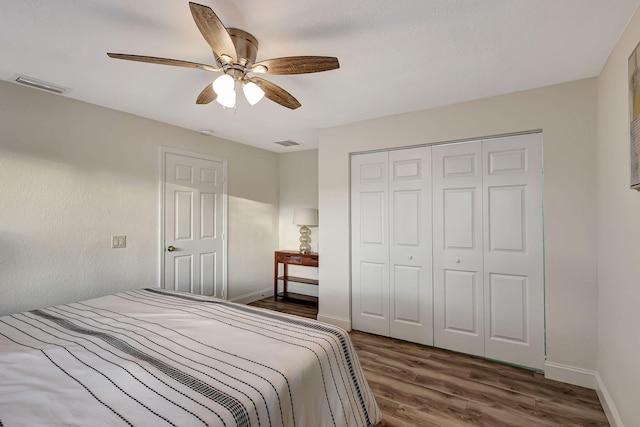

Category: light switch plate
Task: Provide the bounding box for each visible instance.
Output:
[111,235,126,248]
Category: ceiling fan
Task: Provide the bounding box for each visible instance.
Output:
[107,2,339,110]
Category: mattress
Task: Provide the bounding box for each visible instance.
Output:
[0,288,381,426]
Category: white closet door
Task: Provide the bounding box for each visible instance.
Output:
[433,142,485,355]
[351,152,390,336]
[388,147,433,345]
[483,134,544,369]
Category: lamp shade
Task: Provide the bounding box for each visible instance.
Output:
[293,208,318,226]
[242,81,265,105]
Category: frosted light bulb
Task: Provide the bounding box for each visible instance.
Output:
[216,90,236,108]
[212,74,234,96]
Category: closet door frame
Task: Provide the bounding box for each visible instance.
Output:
[350,132,545,370]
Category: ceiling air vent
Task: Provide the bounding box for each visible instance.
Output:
[15,75,70,94]
[273,140,301,147]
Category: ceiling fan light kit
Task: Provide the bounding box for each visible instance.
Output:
[107,2,339,110]
[211,71,265,107]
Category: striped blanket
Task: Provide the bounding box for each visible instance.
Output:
[0,289,381,426]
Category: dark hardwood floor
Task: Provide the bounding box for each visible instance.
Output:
[249,297,608,427]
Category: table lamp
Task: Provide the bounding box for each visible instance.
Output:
[293,208,318,254]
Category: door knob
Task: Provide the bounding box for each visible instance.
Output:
[167,245,176,252]
[455,258,461,263]
[408,256,413,260]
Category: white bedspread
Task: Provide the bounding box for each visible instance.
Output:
[0,289,381,426]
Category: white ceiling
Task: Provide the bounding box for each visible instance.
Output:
[1,1,638,152]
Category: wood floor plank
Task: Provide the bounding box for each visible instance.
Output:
[534,398,609,426]
[375,417,414,427]
[247,298,609,426]
[428,349,539,381]
[412,370,536,408]
[362,369,468,412]
[350,331,437,359]
[532,375,605,403]
[464,401,556,427]
[358,355,418,384]
[357,346,473,381]
[390,403,472,427]
[354,339,536,411]
[374,395,401,415]
[376,413,428,427]
[469,367,602,404]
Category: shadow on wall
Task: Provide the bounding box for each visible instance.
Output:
[225,196,279,299]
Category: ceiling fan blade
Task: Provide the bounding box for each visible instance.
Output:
[251,56,339,75]
[189,2,237,64]
[250,77,301,110]
[107,53,219,71]
[196,84,217,104]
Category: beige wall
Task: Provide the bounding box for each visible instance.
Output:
[596,6,640,425]
[278,150,319,252]
[318,78,599,374]
[0,80,279,315]
[277,150,319,296]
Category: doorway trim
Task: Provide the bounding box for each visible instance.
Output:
[159,146,228,298]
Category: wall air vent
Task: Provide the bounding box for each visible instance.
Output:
[15,75,70,94]
[273,140,301,147]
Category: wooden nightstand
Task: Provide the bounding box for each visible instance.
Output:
[273,251,319,304]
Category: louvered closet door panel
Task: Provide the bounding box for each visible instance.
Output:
[388,147,433,345]
[483,134,544,370]
[433,142,485,356]
[351,152,390,336]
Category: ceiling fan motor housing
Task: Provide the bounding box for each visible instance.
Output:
[222,28,258,68]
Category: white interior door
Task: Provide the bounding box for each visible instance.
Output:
[351,151,390,336]
[482,134,544,369]
[351,148,433,343]
[352,135,544,369]
[164,151,226,297]
[433,142,485,356]
[388,147,433,345]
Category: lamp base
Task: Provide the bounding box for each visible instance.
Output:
[299,225,312,254]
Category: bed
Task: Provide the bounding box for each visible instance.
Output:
[0,288,381,426]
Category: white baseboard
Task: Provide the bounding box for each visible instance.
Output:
[317,313,352,331]
[544,361,596,389]
[595,372,625,427]
[230,288,273,304]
